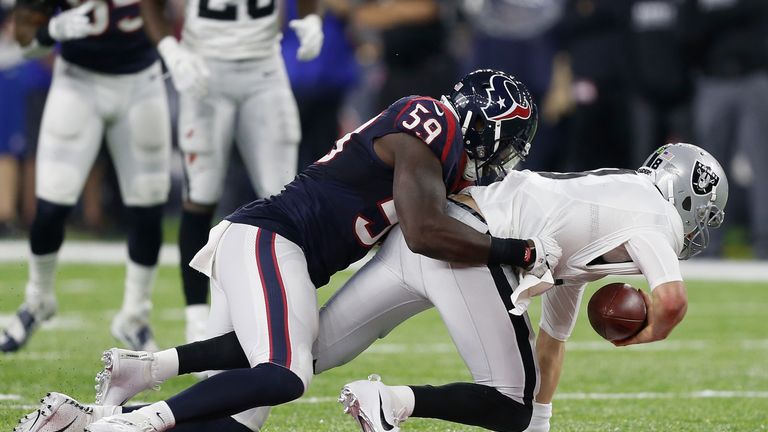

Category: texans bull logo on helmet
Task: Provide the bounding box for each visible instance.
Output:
[481,74,532,122]
[692,160,720,195]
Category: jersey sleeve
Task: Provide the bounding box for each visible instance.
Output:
[539,283,587,342]
[625,232,683,290]
[388,96,465,188]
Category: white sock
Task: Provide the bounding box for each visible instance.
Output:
[25,252,58,301]
[185,304,209,326]
[91,404,123,419]
[137,401,175,431]
[389,385,415,418]
[121,260,157,317]
[153,348,180,381]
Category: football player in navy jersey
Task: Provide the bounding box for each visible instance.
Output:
[14,70,556,432]
[141,0,323,345]
[1,0,171,353]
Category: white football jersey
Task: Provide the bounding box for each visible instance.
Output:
[467,169,686,289]
[182,0,280,60]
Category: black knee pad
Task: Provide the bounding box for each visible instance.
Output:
[125,205,164,266]
[29,199,74,255]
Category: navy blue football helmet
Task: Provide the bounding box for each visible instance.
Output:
[443,69,538,185]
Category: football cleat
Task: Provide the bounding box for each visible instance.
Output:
[86,411,164,432]
[95,348,161,406]
[14,392,113,432]
[339,375,407,432]
[0,296,57,353]
[110,312,159,352]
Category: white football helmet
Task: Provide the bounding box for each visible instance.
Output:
[638,143,728,259]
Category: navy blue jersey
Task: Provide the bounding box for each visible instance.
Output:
[45,0,156,73]
[228,96,467,287]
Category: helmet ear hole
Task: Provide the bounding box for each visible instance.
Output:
[682,196,692,211]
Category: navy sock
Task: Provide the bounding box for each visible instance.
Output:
[411,383,532,432]
[125,205,164,266]
[29,199,73,255]
[166,363,304,423]
[179,209,214,305]
[170,416,253,432]
[177,331,249,375]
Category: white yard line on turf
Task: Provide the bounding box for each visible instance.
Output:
[1,241,767,281]
[5,390,767,410]
[555,390,768,400]
[364,339,768,354]
[0,395,21,401]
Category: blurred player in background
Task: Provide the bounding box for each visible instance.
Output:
[1,0,172,353]
[140,0,324,344]
[14,70,551,432]
[316,143,728,432]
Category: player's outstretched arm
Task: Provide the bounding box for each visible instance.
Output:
[378,132,493,264]
[613,281,687,347]
[378,132,536,267]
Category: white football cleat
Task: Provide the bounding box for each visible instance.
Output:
[111,312,159,352]
[14,392,114,432]
[0,296,57,353]
[95,348,161,406]
[339,375,407,432]
[86,411,167,432]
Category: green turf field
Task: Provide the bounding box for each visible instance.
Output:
[1,263,767,431]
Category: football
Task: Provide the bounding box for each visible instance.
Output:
[587,282,647,341]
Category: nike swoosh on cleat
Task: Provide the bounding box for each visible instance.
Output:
[26,410,42,430]
[53,417,77,432]
[378,393,394,431]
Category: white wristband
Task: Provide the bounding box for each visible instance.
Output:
[533,401,553,417]
[157,36,181,62]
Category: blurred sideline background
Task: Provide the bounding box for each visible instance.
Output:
[1,0,767,258]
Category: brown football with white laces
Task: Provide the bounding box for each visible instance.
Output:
[587,283,647,341]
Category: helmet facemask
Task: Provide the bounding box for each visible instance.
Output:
[680,196,726,259]
[460,109,536,186]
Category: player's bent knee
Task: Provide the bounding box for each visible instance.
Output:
[124,173,170,206]
[256,363,306,401]
[36,160,86,205]
[492,391,533,432]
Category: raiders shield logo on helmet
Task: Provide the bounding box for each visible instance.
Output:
[481,74,532,121]
[692,160,719,195]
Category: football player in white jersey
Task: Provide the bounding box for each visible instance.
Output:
[140,0,324,344]
[1,0,172,353]
[312,143,728,432]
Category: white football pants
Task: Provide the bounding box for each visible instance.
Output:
[179,51,300,205]
[315,201,540,404]
[36,58,171,206]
